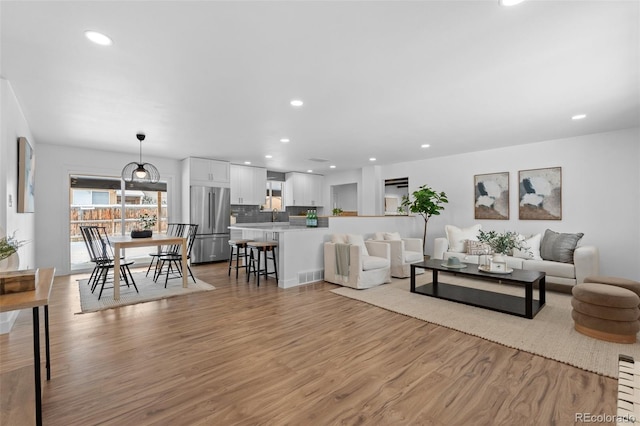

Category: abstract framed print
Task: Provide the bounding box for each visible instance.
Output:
[474,172,509,220]
[518,167,561,220]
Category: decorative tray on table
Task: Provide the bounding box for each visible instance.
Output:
[478,265,513,274]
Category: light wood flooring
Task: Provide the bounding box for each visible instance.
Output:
[1,262,617,425]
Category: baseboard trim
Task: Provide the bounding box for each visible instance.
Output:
[0,311,19,334]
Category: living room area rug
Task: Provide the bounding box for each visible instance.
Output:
[331,273,640,379]
[77,272,215,313]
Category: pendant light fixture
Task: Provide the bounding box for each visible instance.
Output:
[121,133,160,183]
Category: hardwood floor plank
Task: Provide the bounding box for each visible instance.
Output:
[0,262,617,425]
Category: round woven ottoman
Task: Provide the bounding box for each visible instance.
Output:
[571,283,640,343]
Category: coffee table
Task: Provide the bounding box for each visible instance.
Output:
[410,259,546,319]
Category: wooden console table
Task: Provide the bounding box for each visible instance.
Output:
[0,268,55,426]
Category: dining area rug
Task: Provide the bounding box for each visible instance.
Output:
[331,274,640,379]
[77,272,215,313]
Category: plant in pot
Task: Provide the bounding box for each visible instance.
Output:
[332,207,343,216]
[1,231,26,279]
[401,184,448,255]
[0,232,26,263]
[131,213,157,238]
[476,230,528,262]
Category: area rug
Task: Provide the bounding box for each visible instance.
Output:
[77,273,215,313]
[331,274,640,378]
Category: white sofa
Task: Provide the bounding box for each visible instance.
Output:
[433,226,600,293]
[324,234,392,289]
[370,232,424,278]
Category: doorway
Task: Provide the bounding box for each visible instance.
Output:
[69,174,168,271]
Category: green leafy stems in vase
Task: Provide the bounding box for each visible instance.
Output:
[476,230,528,257]
[0,232,26,262]
[332,207,343,216]
[138,213,157,231]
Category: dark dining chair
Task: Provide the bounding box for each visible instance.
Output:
[145,223,187,277]
[154,224,198,287]
[80,226,138,299]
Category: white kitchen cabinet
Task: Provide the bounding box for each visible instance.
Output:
[285,172,323,206]
[230,164,267,205]
[186,157,230,186]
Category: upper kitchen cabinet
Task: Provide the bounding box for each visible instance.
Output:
[184,157,230,187]
[284,172,323,206]
[230,164,267,205]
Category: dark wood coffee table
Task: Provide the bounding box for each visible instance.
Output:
[410,259,546,319]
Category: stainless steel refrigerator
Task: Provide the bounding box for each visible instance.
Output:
[190,186,231,263]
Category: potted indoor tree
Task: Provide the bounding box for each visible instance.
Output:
[401,184,448,255]
[131,213,157,238]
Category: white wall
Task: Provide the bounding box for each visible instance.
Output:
[35,144,183,275]
[1,79,36,269]
[380,128,640,280]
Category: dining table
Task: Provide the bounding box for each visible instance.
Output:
[109,234,188,300]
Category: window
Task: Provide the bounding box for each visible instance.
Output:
[92,191,109,204]
[262,181,283,211]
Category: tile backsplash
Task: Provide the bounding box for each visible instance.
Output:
[231,205,289,223]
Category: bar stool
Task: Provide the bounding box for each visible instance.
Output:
[246,241,279,286]
[228,239,253,279]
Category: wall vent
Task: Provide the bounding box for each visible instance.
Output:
[298,269,324,285]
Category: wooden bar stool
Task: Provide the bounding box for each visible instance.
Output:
[246,241,278,286]
[228,239,253,278]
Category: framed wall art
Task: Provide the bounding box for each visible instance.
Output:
[18,137,35,213]
[474,172,509,219]
[518,167,561,220]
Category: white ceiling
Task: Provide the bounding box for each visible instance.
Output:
[1,0,638,174]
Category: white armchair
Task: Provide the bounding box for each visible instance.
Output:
[372,232,424,278]
[324,234,391,289]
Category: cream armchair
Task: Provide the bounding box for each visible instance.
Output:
[324,234,391,289]
[372,232,424,278]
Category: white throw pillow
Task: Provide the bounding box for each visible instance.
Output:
[347,234,369,256]
[384,232,402,241]
[512,233,542,260]
[467,240,491,255]
[445,224,482,253]
[331,233,347,244]
[372,232,386,241]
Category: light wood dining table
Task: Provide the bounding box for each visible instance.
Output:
[109,234,188,300]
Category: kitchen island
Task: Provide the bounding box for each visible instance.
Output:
[228,223,328,288]
[230,215,422,288]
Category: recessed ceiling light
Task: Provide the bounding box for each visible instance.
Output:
[499,0,526,6]
[84,30,113,46]
[280,138,290,143]
[421,144,431,148]
[244,161,251,165]
[307,169,313,173]
[290,99,304,107]
[572,114,587,120]
[265,155,273,159]
[329,165,336,169]
[369,157,376,162]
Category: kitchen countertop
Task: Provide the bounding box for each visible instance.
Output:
[228,223,327,232]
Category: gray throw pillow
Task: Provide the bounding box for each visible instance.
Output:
[540,229,584,263]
